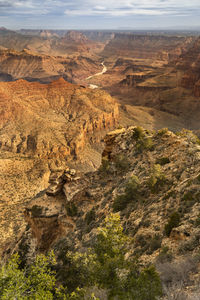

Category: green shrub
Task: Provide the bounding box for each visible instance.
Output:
[157,128,168,136]
[99,158,111,175]
[85,208,96,225]
[156,246,173,263]
[132,126,145,140]
[132,127,154,153]
[31,205,43,217]
[148,164,167,193]
[182,191,194,201]
[113,175,140,212]
[164,212,180,237]
[0,252,66,299]
[114,154,129,171]
[179,191,197,213]
[194,213,200,227]
[1,215,162,300]
[156,157,170,165]
[148,234,162,254]
[136,137,154,152]
[175,129,200,145]
[66,213,162,300]
[66,202,78,217]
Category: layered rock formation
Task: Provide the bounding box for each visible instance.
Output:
[102,34,195,61]
[0,27,51,54]
[0,28,98,56]
[0,49,101,83]
[0,78,118,164]
[0,77,119,256]
[50,31,93,55]
[175,37,200,96]
[120,74,155,87]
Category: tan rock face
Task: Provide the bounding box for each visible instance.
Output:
[0,49,101,84]
[102,34,195,61]
[0,29,97,56]
[176,37,200,95]
[0,150,50,257]
[0,77,119,255]
[0,78,119,165]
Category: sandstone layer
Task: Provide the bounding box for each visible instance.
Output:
[0,49,102,84]
[175,37,200,96]
[102,33,195,60]
[0,28,98,56]
[0,78,118,166]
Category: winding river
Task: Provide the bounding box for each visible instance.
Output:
[86,61,107,89]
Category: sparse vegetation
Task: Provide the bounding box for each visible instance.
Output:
[99,157,111,175]
[157,128,168,136]
[164,211,180,237]
[113,175,140,211]
[156,246,173,263]
[85,208,96,225]
[114,154,129,171]
[147,234,162,254]
[132,127,154,152]
[65,213,162,300]
[66,202,78,217]
[156,156,170,165]
[31,205,43,217]
[148,164,167,193]
[132,126,145,140]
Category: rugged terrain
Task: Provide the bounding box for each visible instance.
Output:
[102,34,195,60]
[85,34,200,134]
[0,78,118,166]
[0,28,100,56]
[0,48,102,84]
[13,126,200,298]
[0,78,118,254]
[1,29,200,298]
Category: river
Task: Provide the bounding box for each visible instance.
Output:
[86,61,107,89]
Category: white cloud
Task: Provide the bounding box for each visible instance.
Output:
[0,0,200,18]
[64,0,200,17]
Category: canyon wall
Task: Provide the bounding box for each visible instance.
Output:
[0,49,101,84]
[176,37,200,96]
[102,34,195,61]
[0,78,119,164]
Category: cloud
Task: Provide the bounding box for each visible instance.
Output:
[1,0,200,16]
[1,0,200,29]
[63,0,200,17]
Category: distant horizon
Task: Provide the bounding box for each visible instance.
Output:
[3,26,200,32]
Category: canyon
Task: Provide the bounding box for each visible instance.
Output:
[1,28,200,298]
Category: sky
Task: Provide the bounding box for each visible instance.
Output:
[0,0,200,30]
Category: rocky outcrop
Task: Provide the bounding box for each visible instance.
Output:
[46,168,77,196]
[17,127,200,263]
[120,74,155,87]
